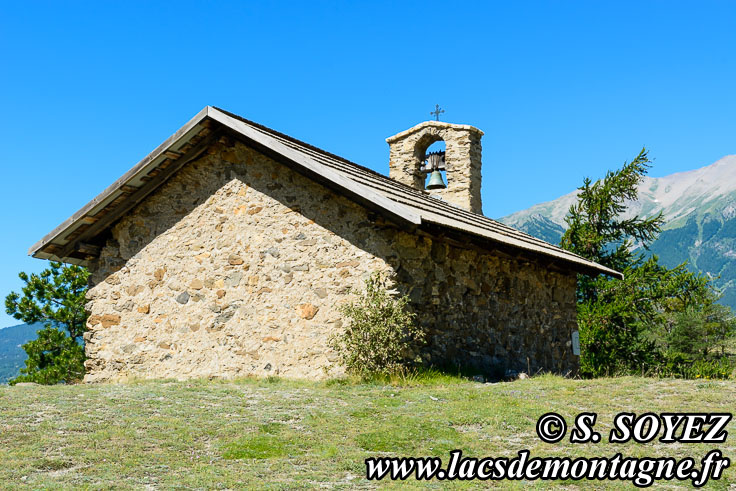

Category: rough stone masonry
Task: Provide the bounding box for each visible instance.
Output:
[82,138,579,382]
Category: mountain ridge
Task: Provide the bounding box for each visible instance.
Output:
[499,155,736,308]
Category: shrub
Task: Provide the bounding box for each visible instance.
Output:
[657,352,733,380]
[689,358,734,380]
[329,273,425,377]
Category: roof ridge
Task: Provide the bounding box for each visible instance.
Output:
[211,106,402,185]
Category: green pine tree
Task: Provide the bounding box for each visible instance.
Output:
[560,149,728,377]
[5,262,89,384]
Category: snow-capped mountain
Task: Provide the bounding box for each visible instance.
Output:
[499,155,736,307]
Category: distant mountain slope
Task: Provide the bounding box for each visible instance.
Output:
[0,323,40,384]
[499,155,736,308]
[502,213,567,245]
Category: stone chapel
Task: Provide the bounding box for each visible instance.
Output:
[30,107,620,382]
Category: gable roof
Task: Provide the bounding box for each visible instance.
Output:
[29,106,622,279]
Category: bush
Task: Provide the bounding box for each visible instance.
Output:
[576,269,662,377]
[656,352,733,380]
[688,358,734,380]
[329,273,425,377]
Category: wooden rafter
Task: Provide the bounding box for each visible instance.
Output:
[58,130,219,259]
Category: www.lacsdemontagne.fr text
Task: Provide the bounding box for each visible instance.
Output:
[365,449,729,487]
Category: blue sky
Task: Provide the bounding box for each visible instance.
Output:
[1,1,735,328]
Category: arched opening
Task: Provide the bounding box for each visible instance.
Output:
[423,140,447,191]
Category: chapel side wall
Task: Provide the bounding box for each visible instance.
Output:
[83,140,579,382]
[392,235,579,377]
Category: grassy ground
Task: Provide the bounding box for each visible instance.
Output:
[0,374,734,489]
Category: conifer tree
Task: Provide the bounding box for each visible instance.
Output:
[5,262,88,384]
[560,149,725,376]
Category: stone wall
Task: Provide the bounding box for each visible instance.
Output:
[386,121,484,214]
[83,140,578,382]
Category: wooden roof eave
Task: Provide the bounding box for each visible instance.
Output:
[29,107,213,262]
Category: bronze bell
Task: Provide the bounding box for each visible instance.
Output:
[425,151,447,190]
[426,170,447,190]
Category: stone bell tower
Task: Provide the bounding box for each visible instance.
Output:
[386,119,484,214]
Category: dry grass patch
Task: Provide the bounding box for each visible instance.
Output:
[0,374,733,488]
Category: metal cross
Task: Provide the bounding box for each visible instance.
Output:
[430,104,445,121]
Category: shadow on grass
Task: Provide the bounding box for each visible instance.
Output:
[123,364,537,392]
[325,362,509,388]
